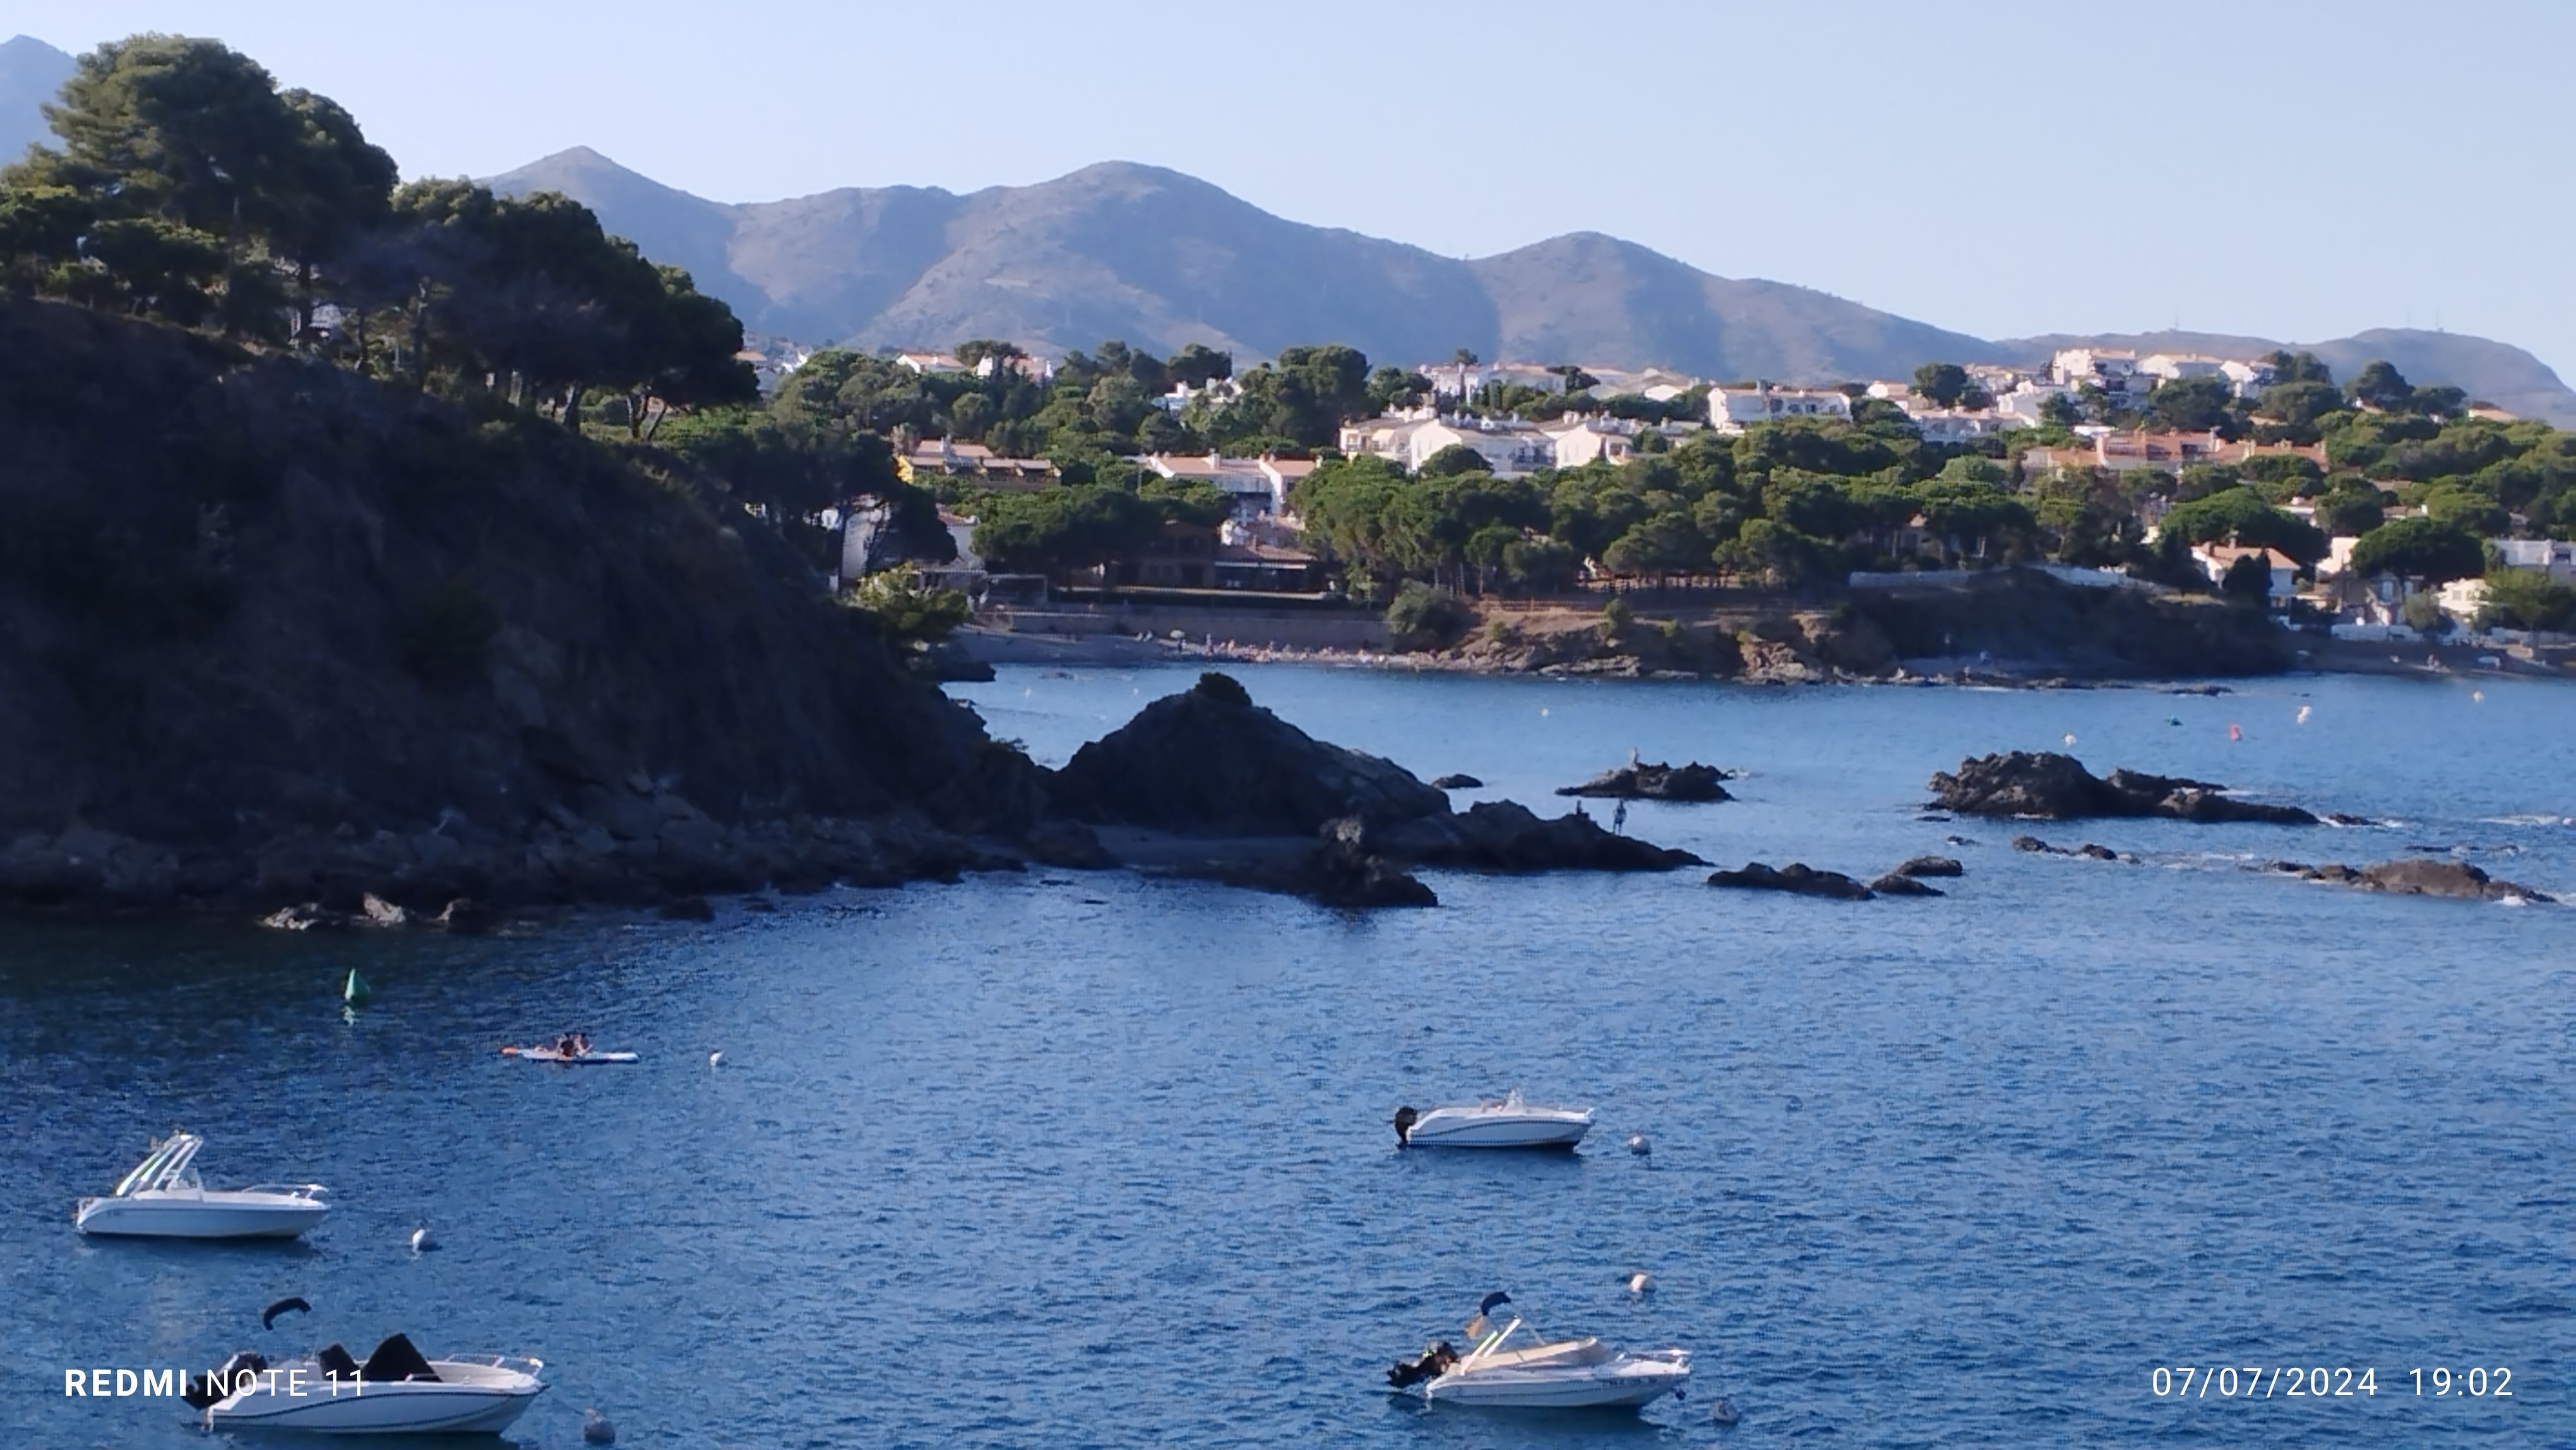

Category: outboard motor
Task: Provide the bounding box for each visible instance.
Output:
[1392,1106,1418,1146]
[1385,1341,1458,1389]
[181,1351,267,1410]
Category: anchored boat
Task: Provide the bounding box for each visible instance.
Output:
[1393,1089,1594,1149]
[1389,1295,1690,1410]
[75,1134,330,1240]
[185,1334,546,1434]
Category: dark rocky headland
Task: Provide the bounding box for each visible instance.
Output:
[0,299,1054,921]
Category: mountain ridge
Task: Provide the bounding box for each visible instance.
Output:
[0,34,76,164]
[486,148,2576,425]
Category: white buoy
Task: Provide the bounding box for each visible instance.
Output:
[409,1225,437,1253]
[708,1050,724,1068]
[582,1407,617,1444]
[1626,1271,1655,1295]
[1710,1395,1739,1426]
[2296,704,2312,724]
[2062,732,2077,746]
[1626,1134,1650,1158]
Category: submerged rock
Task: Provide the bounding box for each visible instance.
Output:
[1706,861,1875,900]
[1893,855,1964,878]
[1555,761,1734,802]
[1430,774,1484,790]
[1868,872,1943,897]
[1931,752,2318,825]
[2289,857,2554,903]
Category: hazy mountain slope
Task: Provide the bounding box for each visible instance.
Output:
[1469,231,1995,382]
[0,35,75,164]
[1999,328,2576,426]
[838,162,1498,364]
[486,148,2576,419]
[485,151,1983,380]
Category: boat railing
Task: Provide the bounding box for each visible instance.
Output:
[444,1353,546,1377]
[1462,1317,1522,1367]
[237,1183,331,1200]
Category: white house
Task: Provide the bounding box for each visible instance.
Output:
[893,351,968,374]
[1541,416,1640,467]
[1993,380,2076,422]
[2494,538,2576,581]
[2137,352,2229,385]
[1905,407,2024,444]
[1405,418,1556,474]
[1138,453,1318,522]
[1710,385,1852,433]
[1584,367,1701,402]
[2049,349,2142,397]
[2193,544,2298,606]
[2220,357,2278,397]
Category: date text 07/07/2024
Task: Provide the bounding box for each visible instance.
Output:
[2152,1366,2514,1400]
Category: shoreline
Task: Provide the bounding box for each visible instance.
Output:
[951,623,2571,687]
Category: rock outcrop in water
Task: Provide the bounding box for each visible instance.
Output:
[1930,752,2318,824]
[2264,858,2554,903]
[1376,801,1704,872]
[1707,861,1877,900]
[1054,674,1703,902]
[1051,673,1450,834]
[1556,761,1733,801]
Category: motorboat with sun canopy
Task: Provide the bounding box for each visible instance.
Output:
[1388,1293,1691,1410]
[184,1303,546,1435]
[75,1134,330,1240]
[1392,1090,1594,1149]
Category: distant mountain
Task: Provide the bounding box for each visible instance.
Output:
[490,149,2576,426]
[484,149,1997,387]
[0,35,75,164]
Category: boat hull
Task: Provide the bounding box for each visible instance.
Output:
[1403,1115,1592,1149]
[1425,1363,1688,1409]
[75,1197,329,1240]
[210,1369,544,1434]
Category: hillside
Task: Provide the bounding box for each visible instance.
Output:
[487,147,2576,422]
[0,297,1037,914]
[0,35,73,162]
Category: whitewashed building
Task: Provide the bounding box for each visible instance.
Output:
[1138,453,1318,522]
[1709,384,1852,433]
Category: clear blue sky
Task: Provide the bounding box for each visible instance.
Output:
[21,1,2576,374]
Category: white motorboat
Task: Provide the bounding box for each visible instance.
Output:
[1389,1298,1690,1410]
[75,1134,330,1240]
[1393,1090,1593,1149]
[185,1334,546,1434]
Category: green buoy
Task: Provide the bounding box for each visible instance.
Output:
[343,969,372,1007]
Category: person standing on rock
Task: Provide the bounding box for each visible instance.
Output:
[1613,801,1628,836]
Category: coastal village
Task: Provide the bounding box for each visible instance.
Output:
[805,340,2576,672]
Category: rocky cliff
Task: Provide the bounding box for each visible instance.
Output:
[0,298,1029,914]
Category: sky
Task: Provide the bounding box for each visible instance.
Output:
[14,0,2576,375]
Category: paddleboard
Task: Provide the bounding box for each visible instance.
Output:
[501,1046,640,1065]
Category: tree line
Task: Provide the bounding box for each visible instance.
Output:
[0,35,756,432]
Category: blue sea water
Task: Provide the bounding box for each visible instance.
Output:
[3,665,2570,1447]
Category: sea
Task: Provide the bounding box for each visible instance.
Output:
[3,664,2569,1447]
